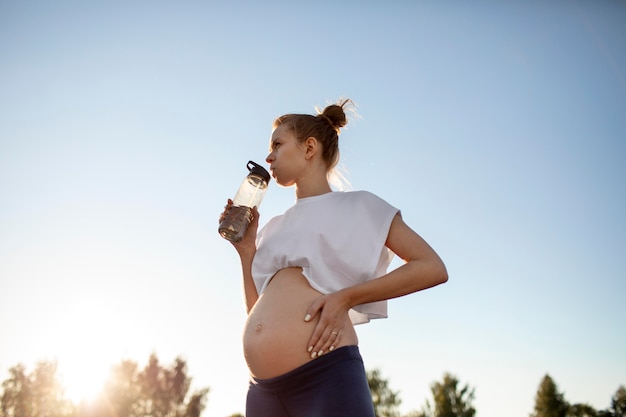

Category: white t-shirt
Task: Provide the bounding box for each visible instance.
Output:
[252,190,400,324]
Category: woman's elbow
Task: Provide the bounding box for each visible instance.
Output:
[431,257,448,286]
[438,264,449,285]
[409,256,448,291]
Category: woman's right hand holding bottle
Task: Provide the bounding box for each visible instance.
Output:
[220,199,259,260]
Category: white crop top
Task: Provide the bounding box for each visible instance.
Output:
[252,191,400,324]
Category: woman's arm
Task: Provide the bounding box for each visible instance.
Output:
[221,200,260,313]
[239,254,259,314]
[345,213,448,304]
[304,213,448,357]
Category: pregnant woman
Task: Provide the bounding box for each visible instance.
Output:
[220,99,448,417]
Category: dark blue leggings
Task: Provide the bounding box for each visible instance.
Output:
[246,345,375,417]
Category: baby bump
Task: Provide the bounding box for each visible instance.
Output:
[242,267,358,379]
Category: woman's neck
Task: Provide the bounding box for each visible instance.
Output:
[294,159,332,199]
[295,177,332,199]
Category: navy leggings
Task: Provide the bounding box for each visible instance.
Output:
[246,346,375,417]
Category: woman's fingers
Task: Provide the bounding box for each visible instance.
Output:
[219,199,234,223]
[305,295,349,359]
[309,327,341,359]
[329,329,340,351]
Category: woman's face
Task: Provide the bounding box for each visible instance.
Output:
[266,124,307,187]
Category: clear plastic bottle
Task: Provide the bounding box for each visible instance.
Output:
[219,161,271,242]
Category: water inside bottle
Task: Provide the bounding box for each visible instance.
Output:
[218,205,254,242]
[237,175,267,208]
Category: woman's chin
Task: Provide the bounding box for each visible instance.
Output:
[275,178,294,188]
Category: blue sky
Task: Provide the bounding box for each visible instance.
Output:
[1,1,625,416]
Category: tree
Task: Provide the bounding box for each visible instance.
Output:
[430,372,475,417]
[611,386,626,417]
[83,354,209,417]
[0,354,209,417]
[567,403,597,417]
[79,359,141,417]
[0,360,74,417]
[1,364,30,417]
[597,385,626,417]
[409,372,475,417]
[531,374,569,417]
[367,369,402,417]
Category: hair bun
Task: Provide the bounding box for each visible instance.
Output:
[319,99,351,131]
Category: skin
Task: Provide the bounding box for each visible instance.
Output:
[221,123,448,359]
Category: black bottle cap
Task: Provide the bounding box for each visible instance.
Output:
[247,161,271,183]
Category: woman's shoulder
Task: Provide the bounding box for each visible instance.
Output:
[333,189,373,198]
[335,190,390,204]
[337,190,399,216]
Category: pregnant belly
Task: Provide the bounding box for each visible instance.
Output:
[243,267,358,379]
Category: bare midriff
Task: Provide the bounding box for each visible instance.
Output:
[242,267,359,379]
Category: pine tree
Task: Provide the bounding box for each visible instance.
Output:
[531,374,569,417]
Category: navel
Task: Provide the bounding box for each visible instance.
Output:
[255,323,263,333]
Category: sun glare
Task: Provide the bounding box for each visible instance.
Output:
[59,360,108,404]
[47,298,127,405]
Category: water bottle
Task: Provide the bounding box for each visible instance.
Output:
[219,161,271,242]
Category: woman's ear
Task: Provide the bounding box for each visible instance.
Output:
[304,137,318,160]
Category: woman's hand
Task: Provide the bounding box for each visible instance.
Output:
[220,199,261,312]
[303,291,351,359]
[219,199,259,260]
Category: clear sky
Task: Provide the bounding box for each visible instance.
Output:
[1,1,625,416]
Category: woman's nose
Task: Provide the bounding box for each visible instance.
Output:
[266,153,274,164]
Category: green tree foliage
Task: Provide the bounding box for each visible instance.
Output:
[0,361,74,417]
[531,374,569,417]
[421,372,475,417]
[531,376,626,417]
[611,386,626,417]
[367,369,402,417]
[567,403,598,417]
[596,385,626,417]
[2,358,624,417]
[407,372,475,417]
